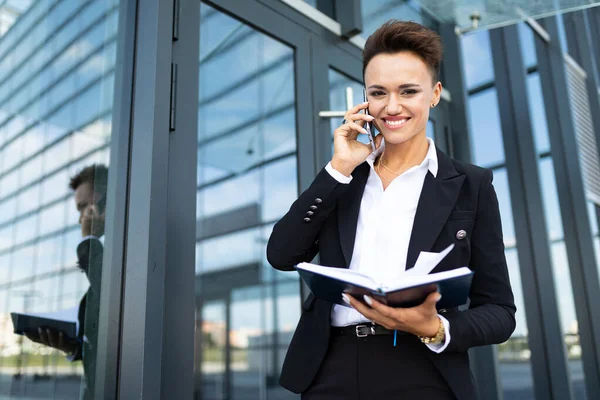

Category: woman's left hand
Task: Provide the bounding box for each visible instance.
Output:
[344,291,441,337]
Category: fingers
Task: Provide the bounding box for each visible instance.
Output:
[346,113,374,124]
[343,294,397,329]
[90,204,101,218]
[421,290,442,309]
[346,101,369,115]
[346,121,368,135]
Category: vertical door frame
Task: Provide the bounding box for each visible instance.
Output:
[93,0,138,397]
[117,0,200,398]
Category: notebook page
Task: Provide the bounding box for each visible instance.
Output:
[296,262,379,290]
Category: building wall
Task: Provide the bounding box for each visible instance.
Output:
[0,1,118,398]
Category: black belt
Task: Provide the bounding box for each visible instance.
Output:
[331,324,409,338]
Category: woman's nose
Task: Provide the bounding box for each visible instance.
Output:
[385,94,403,114]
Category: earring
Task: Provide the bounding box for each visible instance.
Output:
[431,102,436,108]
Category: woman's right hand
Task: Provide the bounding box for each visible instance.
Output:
[330,102,382,176]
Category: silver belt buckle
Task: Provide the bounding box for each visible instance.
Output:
[355,324,369,337]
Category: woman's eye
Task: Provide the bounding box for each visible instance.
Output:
[402,89,418,95]
[370,91,385,97]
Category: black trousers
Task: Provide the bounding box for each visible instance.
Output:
[302,332,457,400]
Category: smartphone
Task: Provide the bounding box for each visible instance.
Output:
[363,88,376,151]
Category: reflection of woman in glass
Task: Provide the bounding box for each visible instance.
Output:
[267,21,515,399]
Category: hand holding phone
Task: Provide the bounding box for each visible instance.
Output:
[330,96,377,176]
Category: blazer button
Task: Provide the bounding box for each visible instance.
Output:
[456,230,467,240]
[314,198,322,204]
[309,205,318,211]
[304,217,311,223]
[306,211,314,216]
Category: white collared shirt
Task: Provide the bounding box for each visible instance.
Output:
[324,138,450,352]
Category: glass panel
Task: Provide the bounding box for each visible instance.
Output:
[360,0,439,37]
[409,0,599,32]
[0,1,122,398]
[518,23,538,70]
[527,73,551,155]
[467,88,505,167]
[586,201,600,280]
[538,158,587,398]
[328,69,364,149]
[491,168,535,399]
[460,30,494,90]
[195,3,300,399]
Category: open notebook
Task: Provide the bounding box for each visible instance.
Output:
[11,307,79,340]
[296,244,473,309]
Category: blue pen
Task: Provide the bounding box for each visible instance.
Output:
[393,330,397,346]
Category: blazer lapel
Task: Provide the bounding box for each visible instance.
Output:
[337,162,370,267]
[405,149,465,270]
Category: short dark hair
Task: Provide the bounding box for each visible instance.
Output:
[69,164,109,192]
[363,20,443,84]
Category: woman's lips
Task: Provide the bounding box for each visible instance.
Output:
[383,117,410,130]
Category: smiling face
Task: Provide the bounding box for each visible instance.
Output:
[364,51,442,146]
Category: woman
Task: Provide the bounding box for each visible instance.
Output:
[267,20,515,400]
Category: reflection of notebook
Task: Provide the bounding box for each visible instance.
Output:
[11,307,79,340]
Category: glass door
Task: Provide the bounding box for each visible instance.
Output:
[194,2,312,399]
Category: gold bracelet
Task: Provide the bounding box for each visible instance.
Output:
[418,317,445,345]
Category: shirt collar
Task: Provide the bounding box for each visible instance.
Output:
[366,137,438,178]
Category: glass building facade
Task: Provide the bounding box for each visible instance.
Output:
[0,0,599,399]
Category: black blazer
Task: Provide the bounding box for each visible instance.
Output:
[266,148,516,400]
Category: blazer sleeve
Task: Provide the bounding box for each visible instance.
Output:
[267,167,351,271]
[444,170,517,352]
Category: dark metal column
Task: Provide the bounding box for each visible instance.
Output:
[584,8,600,82]
[564,11,600,291]
[438,23,472,163]
[118,0,175,397]
[333,0,362,37]
[490,25,573,400]
[535,16,600,399]
[563,11,600,155]
[162,0,200,398]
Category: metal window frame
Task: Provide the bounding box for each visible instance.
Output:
[438,23,472,163]
[116,0,199,398]
[490,24,574,400]
[535,16,600,399]
[92,0,138,398]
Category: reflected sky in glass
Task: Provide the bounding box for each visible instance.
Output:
[195,4,301,396]
[467,88,505,167]
[360,0,438,38]
[460,30,494,90]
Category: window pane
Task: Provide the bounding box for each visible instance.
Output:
[492,168,535,399]
[518,23,538,69]
[526,73,551,155]
[195,4,300,399]
[538,158,587,398]
[360,0,438,37]
[0,1,123,397]
[461,30,494,90]
[467,88,505,167]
